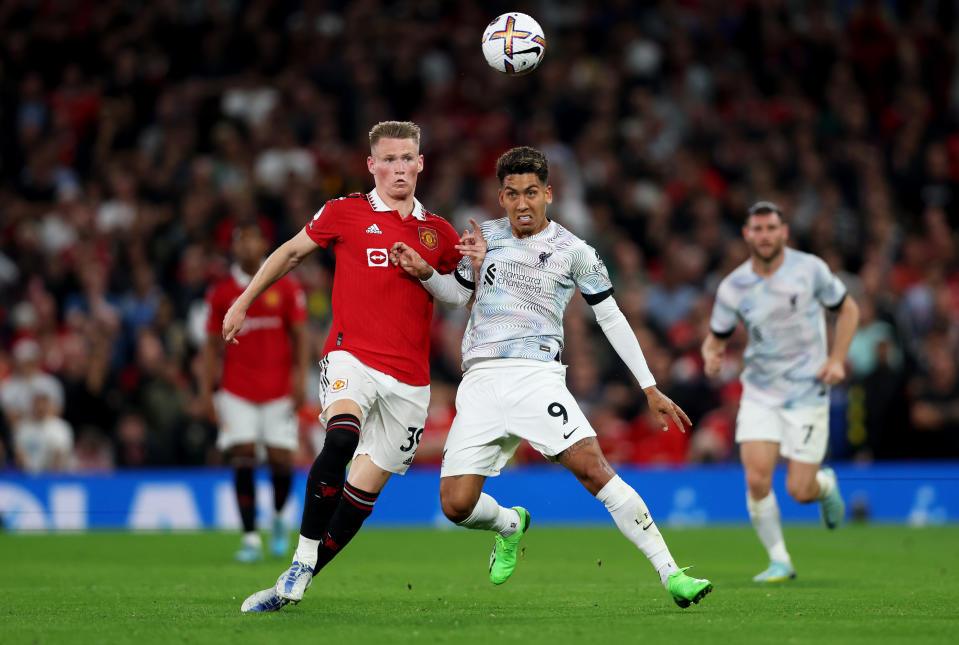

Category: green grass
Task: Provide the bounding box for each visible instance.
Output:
[1,525,957,644]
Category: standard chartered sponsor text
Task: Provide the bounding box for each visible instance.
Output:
[498,265,543,294]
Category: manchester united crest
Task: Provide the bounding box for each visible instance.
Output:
[418,226,438,250]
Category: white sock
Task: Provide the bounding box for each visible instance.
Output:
[815,469,835,500]
[746,491,791,565]
[242,531,262,549]
[457,492,521,537]
[293,534,320,570]
[596,476,678,587]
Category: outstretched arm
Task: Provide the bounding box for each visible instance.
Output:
[223,229,319,344]
[817,295,860,385]
[591,296,692,432]
[390,242,473,308]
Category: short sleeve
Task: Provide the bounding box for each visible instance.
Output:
[812,256,847,310]
[709,281,739,338]
[572,244,614,305]
[435,219,464,274]
[304,200,340,248]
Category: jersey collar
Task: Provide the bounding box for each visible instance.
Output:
[231,263,254,287]
[368,189,426,220]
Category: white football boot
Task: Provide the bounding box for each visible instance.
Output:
[274,561,314,603]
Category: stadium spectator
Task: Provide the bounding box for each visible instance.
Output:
[909,347,959,458]
[12,391,73,473]
[0,339,65,432]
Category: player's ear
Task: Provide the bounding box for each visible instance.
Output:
[367,155,375,174]
[417,154,424,173]
[544,184,553,205]
[498,189,506,207]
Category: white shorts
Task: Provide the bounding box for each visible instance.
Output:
[441,359,596,477]
[319,351,430,475]
[216,390,297,451]
[735,399,829,464]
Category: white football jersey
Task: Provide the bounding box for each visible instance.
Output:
[710,248,847,408]
[456,218,613,368]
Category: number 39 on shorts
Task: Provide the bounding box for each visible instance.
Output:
[399,426,424,452]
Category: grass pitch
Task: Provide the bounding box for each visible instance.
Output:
[1,524,956,645]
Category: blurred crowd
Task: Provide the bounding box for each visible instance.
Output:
[1,0,958,473]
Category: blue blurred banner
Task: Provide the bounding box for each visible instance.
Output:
[2,462,957,532]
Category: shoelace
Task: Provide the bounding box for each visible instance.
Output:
[289,562,313,577]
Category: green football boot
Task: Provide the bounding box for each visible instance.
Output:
[667,567,713,608]
[488,506,531,585]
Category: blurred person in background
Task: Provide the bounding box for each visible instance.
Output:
[703,201,859,583]
[12,391,73,473]
[909,346,959,458]
[0,339,64,435]
[201,220,308,563]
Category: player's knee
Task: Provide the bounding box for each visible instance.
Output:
[786,479,817,504]
[268,458,292,475]
[266,447,293,471]
[230,444,256,466]
[745,471,772,499]
[439,488,475,524]
[322,426,360,457]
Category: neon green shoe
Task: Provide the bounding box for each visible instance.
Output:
[667,567,713,608]
[488,507,531,585]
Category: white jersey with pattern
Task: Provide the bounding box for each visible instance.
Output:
[709,247,847,408]
[456,218,613,369]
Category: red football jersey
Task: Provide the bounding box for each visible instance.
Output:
[206,266,307,402]
[304,190,462,386]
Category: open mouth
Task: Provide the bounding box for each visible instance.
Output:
[517,215,532,223]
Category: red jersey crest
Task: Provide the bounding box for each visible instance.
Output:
[418,226,438,250]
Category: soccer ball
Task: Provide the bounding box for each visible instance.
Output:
[481,13,546,76]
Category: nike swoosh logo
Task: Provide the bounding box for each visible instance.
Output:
[513,46,541,56]
[562,426,579,440]
[642,520,653,531]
